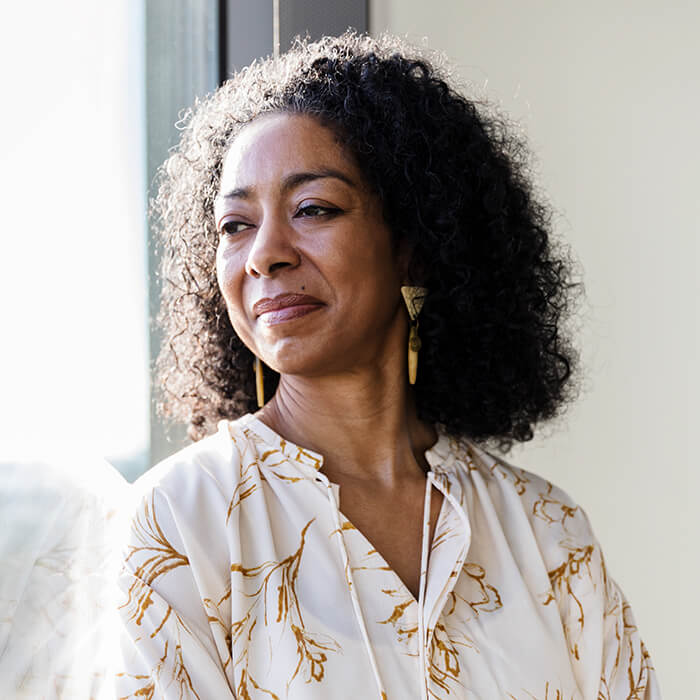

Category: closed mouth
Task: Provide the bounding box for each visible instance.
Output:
[256,303,324,325]
[253,293,324,317]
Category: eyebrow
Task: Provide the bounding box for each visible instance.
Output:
[217,168,358,201]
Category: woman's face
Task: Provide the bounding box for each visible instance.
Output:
[214,112,407,378]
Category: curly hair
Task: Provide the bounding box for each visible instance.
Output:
[153,30,581,451]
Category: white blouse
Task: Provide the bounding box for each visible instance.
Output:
[0,457,127,700]
[116,414,661,699]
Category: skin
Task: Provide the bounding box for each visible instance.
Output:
[214,112,442,598]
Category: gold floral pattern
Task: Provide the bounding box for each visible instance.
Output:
[533,482,580,531]
[490,459,531,495]
[544,543,595,660]
[116,415,661,699]
[229,518,342,697]
[507,683,575,700]
[120,493,189,630]
[378,587,418,646]
[117,598,202,700]
[425,622,471,698]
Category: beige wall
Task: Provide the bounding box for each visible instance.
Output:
[371,2,698,695]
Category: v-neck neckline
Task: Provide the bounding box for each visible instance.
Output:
[234,412,453,606]
[334,482,448,606]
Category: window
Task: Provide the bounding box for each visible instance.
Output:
[0,1,366,480]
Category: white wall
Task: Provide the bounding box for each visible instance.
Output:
[371,2,698,696]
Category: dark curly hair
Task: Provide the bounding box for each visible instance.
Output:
[154,30,580,451]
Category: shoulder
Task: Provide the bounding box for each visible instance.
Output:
[452,437,600,566]
[123,418,274,555]
[452,439,618,638]
[120,418,265,588]
[131,416,261,505]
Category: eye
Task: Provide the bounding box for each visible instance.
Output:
[219,220,253,236]
[295,204,340,218]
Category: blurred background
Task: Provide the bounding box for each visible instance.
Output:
[0,1,696,695]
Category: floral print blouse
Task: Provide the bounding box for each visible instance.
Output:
[116,414,661,699]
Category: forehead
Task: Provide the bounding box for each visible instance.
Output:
[218,112,361,193]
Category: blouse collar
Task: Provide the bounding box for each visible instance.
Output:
[233,413,459,479]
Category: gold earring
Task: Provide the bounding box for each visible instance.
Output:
[401,286,428,385]
[254,356,265,407]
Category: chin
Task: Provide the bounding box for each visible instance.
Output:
[262,339,328,377]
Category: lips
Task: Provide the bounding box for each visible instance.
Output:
[253,293,324,318]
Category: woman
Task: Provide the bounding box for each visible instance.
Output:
[117,32,661,699]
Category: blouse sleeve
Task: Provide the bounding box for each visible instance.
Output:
[551,507,662,699]
[0,458,126,700]
[116,485,235,700]
[596,550,662,699]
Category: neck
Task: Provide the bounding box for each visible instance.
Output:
[255,362,437,490]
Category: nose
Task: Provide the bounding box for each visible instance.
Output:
[244,213,301,278]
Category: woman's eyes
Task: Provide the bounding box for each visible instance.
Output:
[219,205,339,236]
[295,204,340,218]
[220,220,252,235]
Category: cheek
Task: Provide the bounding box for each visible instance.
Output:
[349,238,401,290]
[328,228,394,276]
[216,245,247,326]
[330,245,402,325]
[215,247,233,303]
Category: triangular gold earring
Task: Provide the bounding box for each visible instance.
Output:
[401,286,428,384]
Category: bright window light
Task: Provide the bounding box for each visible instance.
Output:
[0,1,149,480]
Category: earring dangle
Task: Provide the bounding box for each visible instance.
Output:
[400,286,428,385]
[254,356,265,407]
